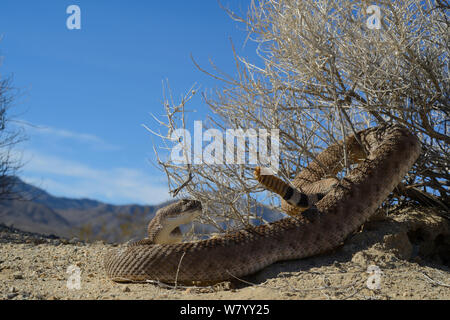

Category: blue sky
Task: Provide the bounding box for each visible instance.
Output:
[0,0,257,205]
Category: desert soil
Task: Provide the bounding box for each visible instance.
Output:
[0,205,449,300]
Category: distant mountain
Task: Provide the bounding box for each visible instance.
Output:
[0,177,169,243]
[0,198,71,236]
[10,176,105,210]
[0,177,285,243]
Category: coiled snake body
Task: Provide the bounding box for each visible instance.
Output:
[104,125,421,284]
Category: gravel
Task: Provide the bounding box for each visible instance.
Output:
[0,207,449,300]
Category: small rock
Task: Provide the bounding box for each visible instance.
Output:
[213,281,233,291]
[283,292,295,297]
[122,286,131,292]
[13,272,23,280]
[198,288,212,294]
[9,286,17,293]
[351,251,369,266]
[7,293,18,299]
[184,288,194,294]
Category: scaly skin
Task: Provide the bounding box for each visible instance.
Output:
[104,124,421,284]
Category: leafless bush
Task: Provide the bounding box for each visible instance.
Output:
[0,74,24,201]
[150,0,449,233]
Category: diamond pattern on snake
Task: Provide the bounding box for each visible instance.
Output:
[104,125,421,284]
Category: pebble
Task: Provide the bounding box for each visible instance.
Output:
[184,288,194,294]
[7,293,18,299]
[122,286,131,292]
[13,272,23,279]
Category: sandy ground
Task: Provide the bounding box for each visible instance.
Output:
[0,205,449,300]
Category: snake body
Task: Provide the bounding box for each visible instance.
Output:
[104,125,421,284]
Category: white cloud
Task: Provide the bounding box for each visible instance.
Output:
[21,150,170,205]
[24,123,120,151]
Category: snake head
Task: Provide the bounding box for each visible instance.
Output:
[157,199,203,225]
[178,198,203,214]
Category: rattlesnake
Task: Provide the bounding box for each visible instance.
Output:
[104,124,421,284]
